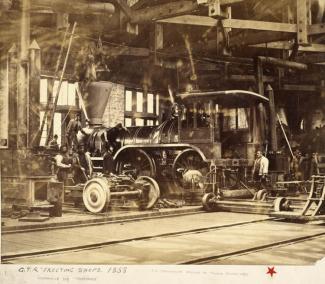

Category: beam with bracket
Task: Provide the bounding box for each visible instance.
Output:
[297,0,309,46]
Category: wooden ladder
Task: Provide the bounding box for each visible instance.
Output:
[301,175,325,216]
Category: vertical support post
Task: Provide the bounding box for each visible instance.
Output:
[297,0,309,46]
[209,100,215,143]
[266,84,278,151]
[17,0,30,148]
[250,105,257,144]
[8,44,18,149]
[154,23,163,65]
[256,58,264,96]
[28,40,41,147]
[143,83,148,125]
[132,90,137,126]
[193,102,197,129]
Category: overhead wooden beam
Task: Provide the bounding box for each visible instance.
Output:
[258,56,308,70]
[296,53,325,64]
[158,15,298,33]
[308,23,325,35]
[230,31,293,47]
[102,45,150,57]
[229,74,274,83]
[251,41,325,52]
[282,84,318,91]
[154,23,163,64]
[130,1,199,24]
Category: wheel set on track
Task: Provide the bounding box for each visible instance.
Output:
[82,175,160,213]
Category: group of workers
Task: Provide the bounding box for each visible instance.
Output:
[290,149,319,180]
[251,147,320,192]
[49,114,93,185]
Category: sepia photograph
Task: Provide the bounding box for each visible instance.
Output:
[0,0,325,282]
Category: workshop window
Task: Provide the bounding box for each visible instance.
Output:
[136,91,143,112]
[156,95,160,115]
[125,118,132,127]
[124,89,160,126]
[135,118,144,126]
[147,119,154,126]
[39,111,62,146]
[40,78,77,106]
[40,79,48,103]
[39,111,48,146]
[125,90,132,111]
[222,108,249,131]
[147,93,154,113]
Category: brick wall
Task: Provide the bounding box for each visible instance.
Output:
[102,83,125,127]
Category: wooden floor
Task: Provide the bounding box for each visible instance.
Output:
[2,212,325,265]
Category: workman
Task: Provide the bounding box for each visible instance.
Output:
[54,145,72,185]
[66,113,83,150]
[103,148,114,175]
[49,134,60,151]
[290,149,304,180]
[106,123,128,154]
[252,150,269,188]
[72,144,93,184]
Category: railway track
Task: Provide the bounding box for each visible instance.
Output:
[2,216,272,263]
[2,213,325,264]
[179,231,325,264]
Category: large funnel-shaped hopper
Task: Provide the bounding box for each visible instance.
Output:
[82,81,113,125]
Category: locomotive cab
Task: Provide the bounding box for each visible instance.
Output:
[178,90,269,164]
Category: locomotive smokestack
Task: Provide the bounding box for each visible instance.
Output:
[82,81,113,126]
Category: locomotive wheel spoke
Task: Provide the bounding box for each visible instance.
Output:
[116,149,156,178]
[172,150,208,190]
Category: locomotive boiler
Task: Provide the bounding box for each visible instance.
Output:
[81,81,271,198]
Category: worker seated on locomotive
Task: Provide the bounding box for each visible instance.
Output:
[54,145,72,185]
[252,150,269,190]
[49,134,60,152]
[106,123,129,154]
[72,144,93,184]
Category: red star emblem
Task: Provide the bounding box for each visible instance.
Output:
[266,267,276,277]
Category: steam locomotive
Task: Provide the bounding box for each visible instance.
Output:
[79,81,271,197]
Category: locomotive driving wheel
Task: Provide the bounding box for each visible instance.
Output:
[172,149,208,190]
[136,176,160,210]
[115,149,156,178]
[83,178,111,213]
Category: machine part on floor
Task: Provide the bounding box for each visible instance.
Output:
[202,192,219,212]
[155,198,182,209]
[273,197,291,212]
[271,175,325,220]
[256,189,267,201]
[82,175,160,213]
[301,175,325,216]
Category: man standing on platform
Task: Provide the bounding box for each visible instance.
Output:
[66,113,83,150]
[73,144,93,184]
[54,145,72,185]
[49,134,60,151]
[252,150,269,190]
